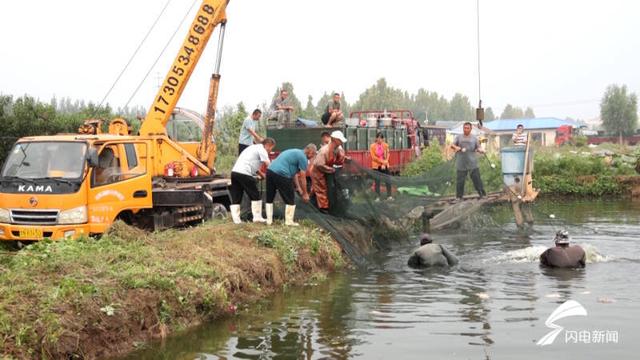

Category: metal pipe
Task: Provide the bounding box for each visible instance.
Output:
[214,23,226,75]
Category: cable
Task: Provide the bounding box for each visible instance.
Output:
[99,0,172,108]
[124,0,199,109]
[476,0,482,103]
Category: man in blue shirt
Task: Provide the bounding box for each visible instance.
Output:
[238,109,264,154]
[266,144,318,226]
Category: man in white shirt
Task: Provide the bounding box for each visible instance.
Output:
[230,138,276,224]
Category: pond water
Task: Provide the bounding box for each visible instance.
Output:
[124,199,640,359]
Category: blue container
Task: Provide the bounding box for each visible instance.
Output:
[501,146,526,174]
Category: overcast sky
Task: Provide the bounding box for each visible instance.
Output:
[1,0,639,121]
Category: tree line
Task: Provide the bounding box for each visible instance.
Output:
[2,80,636,164]
[273,78,537,124]
[0,95,143,163]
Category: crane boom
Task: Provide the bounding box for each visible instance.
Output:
[140,0,229,136]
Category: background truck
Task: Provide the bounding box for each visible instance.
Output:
[266,110,421,173]
[556,125,640,146]
[0,0,232,242]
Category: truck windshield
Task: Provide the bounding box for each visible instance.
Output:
[1,142,87,180]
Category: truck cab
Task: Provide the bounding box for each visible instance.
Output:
[0,136,150,240]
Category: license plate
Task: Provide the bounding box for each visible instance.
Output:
[19,228,43,239]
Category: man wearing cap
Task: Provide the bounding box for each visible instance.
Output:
[407,233,459,268]
[539,230,586,268]
[265,144,317,226]
[311,130,348,213]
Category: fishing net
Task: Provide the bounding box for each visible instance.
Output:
[292,159,460,266]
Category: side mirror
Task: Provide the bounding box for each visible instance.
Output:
[87,148,99,168]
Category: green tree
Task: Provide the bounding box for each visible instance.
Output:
[484,107,496,121]
[600,84,638,142]
[524,107,535,118]
[301,95,317,119]
[447,93,474,121]
[351,78,411,111]
[216,102,248,156]
[315,92,331,116]
[412,89,449,123]
[500,104,525,119]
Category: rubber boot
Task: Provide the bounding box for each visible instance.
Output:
[265,203,274,225]
[284,205,299,226]
[252,201,266,223]
[230,204,242,224]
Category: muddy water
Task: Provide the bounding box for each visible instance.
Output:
[124,199,640,359]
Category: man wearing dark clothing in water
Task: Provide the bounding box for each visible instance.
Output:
[408,234,459,268]
[540,230,586,268]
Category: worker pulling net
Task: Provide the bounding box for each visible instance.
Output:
[294,159,458,266]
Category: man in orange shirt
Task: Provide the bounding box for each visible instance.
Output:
[370,132,393,201]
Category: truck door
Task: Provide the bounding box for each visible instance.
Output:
[88,142,152,233]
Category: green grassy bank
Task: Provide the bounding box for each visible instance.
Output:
[403,142,640,197]
[0,221,344,359]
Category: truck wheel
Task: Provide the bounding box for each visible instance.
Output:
[209,203,228,220]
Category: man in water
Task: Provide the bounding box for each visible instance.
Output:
[408,233,459,268]
[539,230,586,268]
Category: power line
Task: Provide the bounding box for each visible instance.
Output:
[99,0,172,108]
[124,0,199,109]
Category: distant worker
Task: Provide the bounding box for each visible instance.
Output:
[512,124,527,146]
[450,122,486,201]
[238,109,264,154]
[540,230,586,268]
[311,131,348,214]
[407,233,459,268]
[229,138,276,224]
[370,132,393,201]
[321,93,345,128]
[268,89,294,128]
[265,144,317,226]
[320,131,331,146]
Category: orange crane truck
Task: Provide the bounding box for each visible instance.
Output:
[0,0,232,242]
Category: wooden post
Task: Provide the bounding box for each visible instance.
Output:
[521,133,531,196]
[512,199,524,228]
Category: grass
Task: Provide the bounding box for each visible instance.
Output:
[401,143,639,197]
[215,153,236,175]
[0,220,344,359]
[533,145,638,196]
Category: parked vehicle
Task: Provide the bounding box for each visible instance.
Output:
[0,0,231,242]
[266,110,420,173]
[556,125,640,146]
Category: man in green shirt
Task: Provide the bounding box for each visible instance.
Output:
[321,93,345,127]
